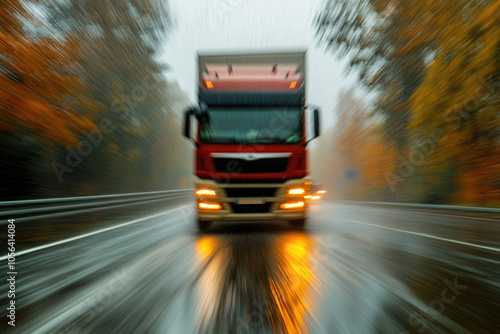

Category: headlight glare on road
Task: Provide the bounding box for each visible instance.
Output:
[280,201,305,210]
[196,188,216,197]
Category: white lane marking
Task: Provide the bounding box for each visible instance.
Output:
[0,205,191,261]
[341,204,500,222]
[374,206,500,222]
[31,237,191,334]
[336,217,500,253]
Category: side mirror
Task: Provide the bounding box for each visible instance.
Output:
[313,108,320,139]
[305,107,321,146]
[183,108,192,138]
[183,107,198,146]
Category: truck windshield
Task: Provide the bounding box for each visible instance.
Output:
[199,107,303,144]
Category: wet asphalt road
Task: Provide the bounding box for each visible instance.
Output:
[1,202,499,333]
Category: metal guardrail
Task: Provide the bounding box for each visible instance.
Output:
[345,201,500,214]
[0,189,193,224]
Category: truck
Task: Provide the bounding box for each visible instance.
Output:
[183,51,320,231]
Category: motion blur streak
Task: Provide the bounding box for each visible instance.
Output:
[313,0,500,206]
[194,233,313,334]
[270,234,313,334]
[2,202,499,333]
[2,0,500,333]
[1,0,192,201]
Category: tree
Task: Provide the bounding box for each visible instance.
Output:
[312,88,397,201]
[1,0,96,199]
[1,0,94,146]
[43,0,187,193]
[316,0,500,205]
[409,1,500,204]
[315,0,436,153]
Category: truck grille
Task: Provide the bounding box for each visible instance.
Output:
[213,158,289,174]
[219,179,287,184]
[230,203,272,214]
[225,188,277,198]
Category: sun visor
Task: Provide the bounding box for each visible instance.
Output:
[199,88,304,106]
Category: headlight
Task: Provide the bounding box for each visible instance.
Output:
[280,201,305,209]
[199,202,221,210]
[196,188,216,197]
[288,188,305,195]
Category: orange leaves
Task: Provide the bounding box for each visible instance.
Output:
[324,88,399,200]
[0,2,94,147]
[0,0,24,32]
[407,0,500,205]
[480,1,500,25]
[318,0,499,204]
[344,124,397,198]
[458,154,500,205]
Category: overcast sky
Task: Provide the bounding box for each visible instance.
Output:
[163,0,357,129]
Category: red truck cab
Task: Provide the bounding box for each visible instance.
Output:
[183,51,320,231]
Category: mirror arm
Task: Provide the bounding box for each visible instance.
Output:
[184,107,200,147]
[306,103,320,110]
[303,105,320,146]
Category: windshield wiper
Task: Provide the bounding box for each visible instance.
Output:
[252,136,287,143]
[205,137,238,144]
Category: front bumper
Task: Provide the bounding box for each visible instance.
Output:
[195,178,310,221]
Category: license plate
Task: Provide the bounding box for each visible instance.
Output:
[235,199,265,205]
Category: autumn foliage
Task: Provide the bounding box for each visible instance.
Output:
[315,0,500,205]
[0,0,192,200]
[0,0,94,145]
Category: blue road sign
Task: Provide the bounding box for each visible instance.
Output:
[345,169,358,180]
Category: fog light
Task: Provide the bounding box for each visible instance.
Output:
[312,195,321,200]
[280,201,305,210]
[304,195,312,199]
[288,188,305,195]
[196,189,216,197]
[199,202,221,210]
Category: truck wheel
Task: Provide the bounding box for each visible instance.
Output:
[289,218,306,229]
[197,219,213,232]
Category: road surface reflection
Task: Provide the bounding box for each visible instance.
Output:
[194,228,315,333]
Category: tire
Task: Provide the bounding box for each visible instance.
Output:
[197,219,213,232]
[289,218,306,229]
